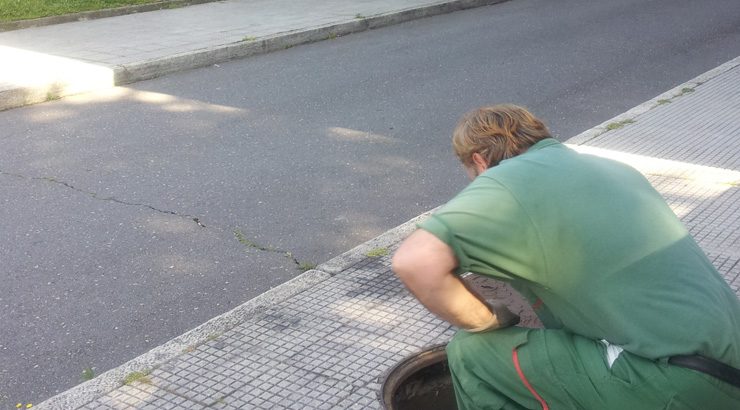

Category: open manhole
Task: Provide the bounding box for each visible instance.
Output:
[380,344,458,410]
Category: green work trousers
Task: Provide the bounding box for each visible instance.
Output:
[446,327,739,410]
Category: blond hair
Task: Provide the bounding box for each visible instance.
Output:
[452,104,551,167]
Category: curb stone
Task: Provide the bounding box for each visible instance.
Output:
[1,0,507,112]
[114,0,508,85]
[36,211,432,409]
[316,209,436,274]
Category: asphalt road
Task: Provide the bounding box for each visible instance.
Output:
[2,0,740,405]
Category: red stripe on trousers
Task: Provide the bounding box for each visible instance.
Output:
[512,347,549,410]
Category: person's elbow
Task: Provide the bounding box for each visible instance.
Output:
[391,229,457,286]
[391,245,416,281]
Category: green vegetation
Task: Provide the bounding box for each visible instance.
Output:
[233,229,265,250]
[355,13,365,19]
[366,247,389,258]
[242,36,257,42]
[123,370,151,385]
[656,99,671,105]
[298,262,317,272]
[679,87,695,95]
[0,0,160,22]
[81,367,95,381]
[606,119,635,131]
[234,228,316,272]
[327,32,337,40]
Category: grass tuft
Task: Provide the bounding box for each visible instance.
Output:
[298,262,317,272]
[0,0,161,22]
[233,229,261,249]
[366,247,389,258]
[606,119,635,131]
[81,367,95,381]
[123,370,151,385]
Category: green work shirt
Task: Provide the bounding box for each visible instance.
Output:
[420,138,740,367]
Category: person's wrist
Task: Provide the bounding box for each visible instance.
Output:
[464,300,519,333]
[464,316,499,333]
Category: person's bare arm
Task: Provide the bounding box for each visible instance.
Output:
[392,229,517,332]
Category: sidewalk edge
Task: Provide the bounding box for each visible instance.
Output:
[36,211,431,409]
[1,0,507,112]
[113,0,508,84]
[317,209,436,274]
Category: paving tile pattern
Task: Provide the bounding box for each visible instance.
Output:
[578,67,740,170]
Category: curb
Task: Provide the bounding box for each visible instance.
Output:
[114,0,508,84]
[0,0,220,32]
[565,55,740,146]
[316,210,435,274]
[0,0,506,112]
[36,211,431,409]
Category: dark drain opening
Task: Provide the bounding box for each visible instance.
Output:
[380,344,458,410]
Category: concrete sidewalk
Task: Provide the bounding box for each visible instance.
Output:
[35,55,740,409]
[0,0,506,112]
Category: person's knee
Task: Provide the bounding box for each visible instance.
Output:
[447,328,530,372]
[446,330,473,368]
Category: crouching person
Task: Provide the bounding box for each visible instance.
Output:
[392,105,740,409]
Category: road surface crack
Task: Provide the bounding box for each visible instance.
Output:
[233,229,315,272]
[0,170,206,228]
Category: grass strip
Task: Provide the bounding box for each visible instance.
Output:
[0,0,160,22]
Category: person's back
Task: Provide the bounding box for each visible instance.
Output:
[466,139,740,366]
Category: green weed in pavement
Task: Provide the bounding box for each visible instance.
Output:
[298,262,317,272]
[233,228,316,272]
[81,367,95,381]
[606,119,635,131]
[123,370,151,385]
[366,247,389,258]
